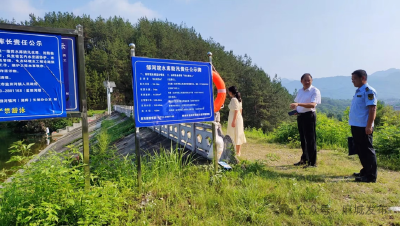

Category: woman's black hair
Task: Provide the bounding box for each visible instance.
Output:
[228,86,242,102]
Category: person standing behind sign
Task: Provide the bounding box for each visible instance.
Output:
[349,69,378,183]
[227,86,247,157]
[290,73,321,168]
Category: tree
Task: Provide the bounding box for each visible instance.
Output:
[2,12,295,132]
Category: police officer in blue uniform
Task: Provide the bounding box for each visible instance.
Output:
[349,69,377,183]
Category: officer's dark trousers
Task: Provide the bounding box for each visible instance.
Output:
[351,126,377,180]
[297,111,317,166]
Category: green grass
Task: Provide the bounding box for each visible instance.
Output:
[250,112,400,172]
[101,115,135,143]
[1,118,400,225]
[87,109,106,117]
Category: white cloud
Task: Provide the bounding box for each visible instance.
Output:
[0,0,44,22]
[73,0,159,22]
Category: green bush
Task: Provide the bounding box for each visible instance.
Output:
[244,127,273,141]
[315,113,350,149]
[374,124,400,170]
[272,121,299,145]
[375,124,400,156]
[46,118,73,131]
[271,113,350,150]
[88,109,106,117]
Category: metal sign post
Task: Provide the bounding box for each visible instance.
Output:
[129,43,142,192]
[76,25,90,189]
[208,52,218,175]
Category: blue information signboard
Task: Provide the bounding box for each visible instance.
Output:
[132,57,214,127]
[0,29,66,122]
[62,37,79,112]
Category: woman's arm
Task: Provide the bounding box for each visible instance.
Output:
[232,110,238,127]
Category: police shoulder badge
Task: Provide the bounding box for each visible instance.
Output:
[365,87,370,91]
[368,93,374,100]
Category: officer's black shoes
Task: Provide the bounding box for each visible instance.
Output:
[355,176,376,183]
[303,165,317,169]
[353,172,364,177]
[294,161,307,166]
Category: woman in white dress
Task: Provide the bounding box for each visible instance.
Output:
[226,86,247,156]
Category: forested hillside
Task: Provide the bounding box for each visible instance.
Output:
[318,97,352,120]
[1,12,294,132]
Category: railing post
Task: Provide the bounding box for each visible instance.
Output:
[192,123,196,152]
[177,124,181,144]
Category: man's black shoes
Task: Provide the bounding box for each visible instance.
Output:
[353,172,363,177]
[355,176,376,183]
[303,165,317,169]
[294,161,307,166]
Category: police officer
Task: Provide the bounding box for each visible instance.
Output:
[349,69,377,183]
[290,73,321,168]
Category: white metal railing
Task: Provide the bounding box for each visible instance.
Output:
[114,105,133,118]
[148,123,213,157]
[113,105,231,159]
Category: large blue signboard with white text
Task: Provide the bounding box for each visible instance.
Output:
[132,57,214,127]
[62,37,79,112]
[0,29,66,121]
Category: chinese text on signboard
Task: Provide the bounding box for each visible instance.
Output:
[0,30,66,121]
[132,57,214,127]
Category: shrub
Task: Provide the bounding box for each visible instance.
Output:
[375,124,400,156]
[271,113,350,150]
[0,125,194,225]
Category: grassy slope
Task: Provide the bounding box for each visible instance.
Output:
[232,131,400,225]
[1,120,399,225]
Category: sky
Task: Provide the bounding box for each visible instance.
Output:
[1,0,399,80]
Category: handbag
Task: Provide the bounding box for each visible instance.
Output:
[348,137,357,156]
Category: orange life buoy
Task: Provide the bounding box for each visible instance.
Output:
[212,71,226,112]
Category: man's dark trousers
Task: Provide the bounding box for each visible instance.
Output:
[297,111,317,166]
[351,126,377,180]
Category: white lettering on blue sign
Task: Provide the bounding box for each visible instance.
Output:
[132,58,214,127]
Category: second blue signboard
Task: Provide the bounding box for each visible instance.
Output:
[61,37,79,112]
